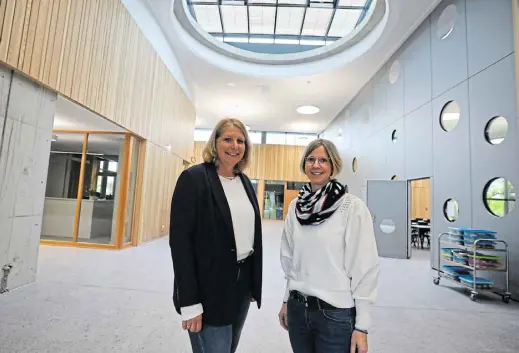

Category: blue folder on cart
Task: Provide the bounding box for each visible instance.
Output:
[458,275,493,285]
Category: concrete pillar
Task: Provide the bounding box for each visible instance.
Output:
[0,68,57,292]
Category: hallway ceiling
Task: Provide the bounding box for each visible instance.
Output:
[136,0,442,133]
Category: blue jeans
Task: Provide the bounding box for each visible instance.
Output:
[287,296,356,353]
[188,259,252,353]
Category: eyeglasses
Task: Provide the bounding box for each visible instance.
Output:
[305,157,330,166]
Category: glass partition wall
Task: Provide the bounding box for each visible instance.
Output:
[41,131,142,249]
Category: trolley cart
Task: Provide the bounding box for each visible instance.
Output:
[433,232,512,303]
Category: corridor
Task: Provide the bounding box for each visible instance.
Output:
[1,221,518,353]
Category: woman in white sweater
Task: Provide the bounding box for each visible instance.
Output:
[278,139,380,353]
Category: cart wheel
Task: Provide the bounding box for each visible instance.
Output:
[433,278,440,285]
[470,293,477,302]
[502,295,510,304]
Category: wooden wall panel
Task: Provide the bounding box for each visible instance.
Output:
[139,142,185,243]
[192,142,308,182]
[0,0,195,161]
[411,179,431,220]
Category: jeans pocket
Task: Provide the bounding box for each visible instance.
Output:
[321,309,354,326]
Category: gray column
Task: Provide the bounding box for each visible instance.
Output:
[0,68,57,292]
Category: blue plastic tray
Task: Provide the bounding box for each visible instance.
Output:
[458,275,493,285]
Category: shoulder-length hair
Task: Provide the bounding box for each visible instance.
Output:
[202,118,252,173]
[299,139,343,178]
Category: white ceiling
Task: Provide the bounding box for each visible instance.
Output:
[132,0,442,133]
[54,95,127,132]
[52,96,128,157]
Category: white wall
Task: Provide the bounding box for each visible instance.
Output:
[322,0,519,294]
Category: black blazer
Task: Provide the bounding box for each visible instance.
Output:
[169,162,263,326]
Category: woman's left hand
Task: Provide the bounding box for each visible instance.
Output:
[350,330,368,353]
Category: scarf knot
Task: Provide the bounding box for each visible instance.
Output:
[295,179,346,226]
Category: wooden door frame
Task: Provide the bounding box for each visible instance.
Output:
[40,130,143,250]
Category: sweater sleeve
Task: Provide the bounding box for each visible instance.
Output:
[344,198,380,331]
[280,201,295,303]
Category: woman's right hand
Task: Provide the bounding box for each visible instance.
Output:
[278,303,288,330]
[182,314,203,333]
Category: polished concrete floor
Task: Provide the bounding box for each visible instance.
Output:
[1,221,519,352]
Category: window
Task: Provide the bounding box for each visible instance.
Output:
[249,131,263,144]
[266,132,317,145]
[484,178,515,217]
[194,129,212,142]
[440,101,461,132]
[187,0,371,53]
[266,132,287,145]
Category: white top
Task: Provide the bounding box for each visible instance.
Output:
[280,193,380,331]
[180,175,255,321]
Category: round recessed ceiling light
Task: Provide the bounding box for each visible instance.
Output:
[228,83,236,87]
[296,105,320,115]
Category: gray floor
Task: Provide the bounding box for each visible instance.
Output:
[1,221,519,353]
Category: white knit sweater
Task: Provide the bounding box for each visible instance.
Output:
[280,193,380,331]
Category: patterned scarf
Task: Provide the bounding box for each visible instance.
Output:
[295,179,346,226]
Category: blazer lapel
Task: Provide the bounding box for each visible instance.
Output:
[206,163,234,235]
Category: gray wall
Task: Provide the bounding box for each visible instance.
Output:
[0,68,56,291]
[322,0,519,294]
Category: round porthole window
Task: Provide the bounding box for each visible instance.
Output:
[440,101,461,132]
[352,158,358,173]
[444,198,459,222]
[437,4,457,40]
[389,60,400,84]
[485,116,508,145]
[380,219,396,234]
[391,129,398,143]
[484,178,516,217]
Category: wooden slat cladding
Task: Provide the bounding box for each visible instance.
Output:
[0,0,195,161]
[139,142,186,243]
[192,142,308,182]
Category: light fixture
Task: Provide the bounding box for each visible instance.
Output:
[228,83,236,87]
[165,144,172,151]
[296,105,320,115]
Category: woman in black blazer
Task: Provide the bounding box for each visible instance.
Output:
[170,118,262,353]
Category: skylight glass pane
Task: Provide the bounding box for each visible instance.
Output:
[276,7,305,35]
[278,0,307,4]
[193,5,223,33]
[327,9,362,37]
[249,36,275,43]
[302,8,333,36]
[221,5,248,34]
[248,0,277,3]
[249,6,276,34]
[224,35,249,43]
[300,38,326,46]
[275,37,299,44]
[190,0,218,3]
[338,0,367,6]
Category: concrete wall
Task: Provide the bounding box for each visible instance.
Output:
[0,68,56,291]
[322,0,519,294]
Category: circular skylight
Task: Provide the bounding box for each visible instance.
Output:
[186,0,374,54]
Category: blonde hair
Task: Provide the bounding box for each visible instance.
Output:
[202,118,252,173]
[300,139,343,178]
